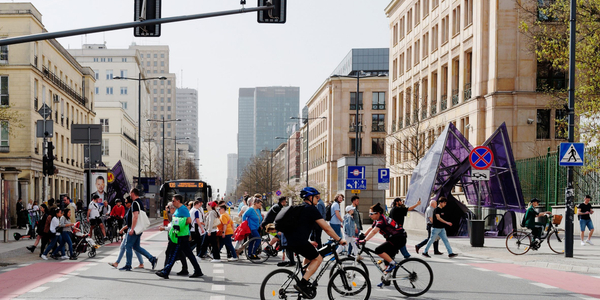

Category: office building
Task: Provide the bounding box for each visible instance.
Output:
[175,88,199,165]
[226,153,238,196]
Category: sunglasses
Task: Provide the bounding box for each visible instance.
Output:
[369,212,378,216]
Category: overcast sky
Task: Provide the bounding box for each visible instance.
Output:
[14,0,391,194]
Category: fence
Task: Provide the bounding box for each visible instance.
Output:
[515,147,600,211]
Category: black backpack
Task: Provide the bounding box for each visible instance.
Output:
[520,212,527,227]
[325,203,333,221]
[274,204,305,234]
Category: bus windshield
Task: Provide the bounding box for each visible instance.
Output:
[160,180,211,206]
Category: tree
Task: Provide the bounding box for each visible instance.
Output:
[0,106,23,136]
[518,0,600,169]
[236,150,286,206]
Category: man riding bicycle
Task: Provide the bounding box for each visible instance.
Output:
[287,187,346,298]
[524,198,551,248]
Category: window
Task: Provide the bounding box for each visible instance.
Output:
[372,92,386,110]
[122,58,127,62]
[153,106,157,111]
[465,0,473,26]
[372,138,385,155]
[154,54,157,58]
[106,70,113,80]
[95,87,99,95]
[167,106,171,111]
[107,58,112,62]
[122,102,128,109]
[154,97,157,103]
[537,61,566,91]
[106,87,113,95]
[160,89,164,94]
[414,40,420,64]
[100,119,109,132]
[442,16,450,43]
[160,106,164,111]
[120,70,128,78]
[161,61,164,66]
[161,54,165,58]
[120,87,128,95]
[95,70,99,80]
[167,89,171,94]
[100,58,106,62]
[146,54,150,58]
[423,32,429,58]
[350,92,363,110]
[146,61,150,67]
[407,9,412,32]
[93,58,98,62]
[399,53,405,76]
[101,139,109,156]
[350,138,362,156]
[0,121,8,151]
[372,114,385,132]
[0,76,8,106]
[153,61,157,66]
[423,0,430,16]
[433,0,439,8]
[168,80,172,85]
[167,123,171,129]
[399,17,405,40]
[349,114,363,132]
[153,89,157,94]
[432,24,439,50]
[555,109,567,139]
[393,22,398,45]
[406,47,412,71]
[452,6,461,36]
[393,59,398,80]
[167,97,171,103]
[536,109,551,139]
[538,0,559,21]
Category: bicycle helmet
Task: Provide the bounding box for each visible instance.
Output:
[300,187,320,199]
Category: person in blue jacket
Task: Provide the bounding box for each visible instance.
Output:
[243,197,264,259]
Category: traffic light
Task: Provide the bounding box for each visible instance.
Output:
[42,155,50,176]
[257,0,286,24]
[45,142,56,176]
[134,0,162,37]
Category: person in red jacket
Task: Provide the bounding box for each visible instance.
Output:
[110,199,126,229]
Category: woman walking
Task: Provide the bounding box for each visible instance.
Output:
[204,201,221,262]
[58,208,78,260]
[243,197,263,260]
[218,205,238,261]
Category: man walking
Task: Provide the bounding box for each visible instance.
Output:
[311,195,327,248]
[578,195,595,246]
[190,199,205,256]
[120,188,158,271]
[415,200,442,255]
[329,194,344,238]
[421,197,458,258]
[350,196,363,234]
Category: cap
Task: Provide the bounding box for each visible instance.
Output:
[345,205,355,212]
[530,198,541,203]
[208,201,217,208]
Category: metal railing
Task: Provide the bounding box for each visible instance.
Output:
[452,89,459,105]
[536,78,567,91]
[33,55,37,67]
[371,124,385,132]
[123,131,137,145]
[0,145,8,153]
[350,104,363,110]
[33,97,38,110]
[464,83,472,100]
[430,99,437,116]
[441,95,448,111]
[372,104,386,110]
[42,65,87,106]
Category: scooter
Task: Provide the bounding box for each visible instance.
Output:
[14,210,38,241]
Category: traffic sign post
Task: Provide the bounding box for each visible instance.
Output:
[468,146,494,248]
[345,179,367,190]
[347,166,366,179]
[559,143,584,167]
[378,168,390,190]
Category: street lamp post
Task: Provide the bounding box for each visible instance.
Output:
[114,74,166,191]
[146,118,182,185]
[170,137,189,180]
[290,116,326,187]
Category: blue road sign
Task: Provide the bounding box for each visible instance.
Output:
[559,143,585,167]
[227,201,233,206]
[346,179,367,190]
[469,146,494,170]
[275,190,282,196]
[378,168,390,183]
[348,166,366,179]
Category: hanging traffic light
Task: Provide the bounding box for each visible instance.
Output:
[257,0,286,24]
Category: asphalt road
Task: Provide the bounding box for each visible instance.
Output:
[1,229,599,300]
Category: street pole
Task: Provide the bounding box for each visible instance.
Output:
[286,139,290,185]
[565,0,577,258]
[162,116,165,183]
[138,72,141,191]
[305,119,309,187]
[355,71,361,166]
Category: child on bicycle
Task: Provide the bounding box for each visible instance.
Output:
[524,198,551,248]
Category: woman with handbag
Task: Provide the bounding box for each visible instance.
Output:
[204,201,221,262]
[218,205,238,261]
[243,198,264,260]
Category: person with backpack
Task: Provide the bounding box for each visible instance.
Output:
[420,197,458,258]
[523,198,551,248]
[328,194,344,239]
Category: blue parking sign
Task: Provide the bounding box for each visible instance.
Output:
[378,168,390,183]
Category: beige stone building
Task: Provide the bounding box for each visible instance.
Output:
[305,49,389,203]
[385,0,564,202]
[0,3,96,219]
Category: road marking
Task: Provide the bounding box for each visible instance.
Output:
[212,285,225,291]
[453,263,469,266]
[499,274,521,279]
[213,263,224,268]
[50,277,68,283]
[1,268,17,272]
[593,276,600,279]
[28,286,49,293]
[213,269,224,274]
[571,294,597,300]
[531,283,557,289]
[473,267,492,272]
[77,267,90,271]
[210,296,226,300]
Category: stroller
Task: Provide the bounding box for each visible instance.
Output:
[72,222,98,258]
[13,209,38,241]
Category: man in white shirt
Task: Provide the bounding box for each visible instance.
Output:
[87,195,107,240]
[190,199,206,256]
[329,194,344,238]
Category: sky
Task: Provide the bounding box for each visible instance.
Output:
[13,0,391,194]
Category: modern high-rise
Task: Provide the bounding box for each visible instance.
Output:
[226,153,238,196]
[176,88,199,164]
[237,87,300,179]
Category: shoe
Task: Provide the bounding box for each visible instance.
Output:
[134,265,145,269]
[108,262,118,268]
[377,282,384,288]
[356,255,364,261]
[150,257,158,270]
[189,271,204,278]
[26,246,36,253]
[277,261,290,267]
[422,253,430,258]
[176,270,189,276]
[287,261,296,267]
[581,241,586,246]
[587,240,594,245]
[384,263,397,273]
[448,253,458,258]
[248,255,260,260]
[228,257,238,262]
[60,255,69,260]
[119,265,132,271]
[415,245,420,254]
[155,271,169,279]
[434,252,444,255]
[69,256,78,260]
[211,259,222,263]
[41,254,48,260]
[294,281,314,299]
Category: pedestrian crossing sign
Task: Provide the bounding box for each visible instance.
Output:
[559,143,585,167]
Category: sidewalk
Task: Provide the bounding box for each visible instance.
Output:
[401,228,600,274]
[0,217,164,265]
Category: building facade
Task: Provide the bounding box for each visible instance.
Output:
[175,88,199,166]
[226,153,238,196]
[385,0,563,202]
[305,48,389,202]
[237,88,255,179]
[0,3,96,223]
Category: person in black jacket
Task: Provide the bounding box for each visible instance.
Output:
[261,197,296,267]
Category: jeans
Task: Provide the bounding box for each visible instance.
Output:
[416,223,439,253]
[125,232,153,267]
[220,234,238,258]
[59,232,75,257]
[43,234,63,256]
[330,223,342,239]
[423,228,453,254]
[249,229,260,255]
[399,245,410,258]
[116,234,143,265]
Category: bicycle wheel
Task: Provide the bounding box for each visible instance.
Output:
[245,237,270,264]
[392,257,433,297]
[94,227,104,245]
[505,231,531,255]
[329,256,369,280]
[547,229,565,254]
[260,268,300,300]
[327,266,371,300]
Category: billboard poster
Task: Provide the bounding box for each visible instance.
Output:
[90,171,109,205]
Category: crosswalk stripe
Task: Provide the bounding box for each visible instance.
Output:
[531,283,557,289]
[28,286,49,293]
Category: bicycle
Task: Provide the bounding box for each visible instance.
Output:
[105,217,122,243]
[506,213,565,255]
[333,241,433,297]
[237,232,279,264]
[260,240,371,300]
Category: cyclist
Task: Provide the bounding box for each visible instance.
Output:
[524,198,551,248]
[87,195,107,241]
[287,187,346,298]
[109,199,125,230]
[359,203,406,279]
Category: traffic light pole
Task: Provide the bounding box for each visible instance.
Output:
[42,106,48,205]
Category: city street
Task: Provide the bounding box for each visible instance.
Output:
[1,225,599,300]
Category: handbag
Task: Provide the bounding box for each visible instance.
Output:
[233,220,251,241]
[133,201,150,234]
[212,211,222,228]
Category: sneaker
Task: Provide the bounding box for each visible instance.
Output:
[26,246,36,253]
[176,270,189,276]
[189,271,204,278]
[119,265,132,271]
[150,257,158,270]
[434,251,444,255]
[377,282,385,288]
[155,271,169,279]
[422,253,431,258]
[582,241,587,246]
[211,259,222,263]
[293,281,314,299]
[228,257,238,262]
[69,256,78,260]
[248,255,260,260]
[586,240,594,245]
[41,254,48,260]
[277,261,290,267]
[448,253,458,258]
[60,255,69,260]
[384,263,397,273]
[415,245,420,254]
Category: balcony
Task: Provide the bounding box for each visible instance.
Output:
[452,89,459,105]
[441,95,448,111]
[349,104,363,110]
[42,65,87,106]
[391,120,396,132]
[0,145,8,153]
[123,131,137,145]
[371,124,385,132]
[349,125,364,133]
[372,104,386,110]
[405,113,411,126]
[34,97,38,110]
[464,83,472,100]
[34,55,38,67]
[430,100,437,116]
